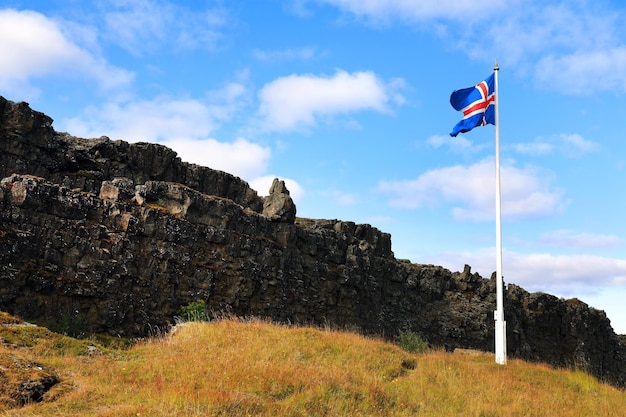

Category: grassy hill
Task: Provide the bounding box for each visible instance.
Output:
[1,311,624,416]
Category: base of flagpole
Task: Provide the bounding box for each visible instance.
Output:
[495,315,507,365]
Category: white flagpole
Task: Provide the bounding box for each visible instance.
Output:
[494,60,507,365]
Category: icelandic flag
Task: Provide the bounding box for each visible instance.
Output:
[450,73,495,137]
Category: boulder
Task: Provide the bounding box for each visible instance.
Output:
[262,178,296,223]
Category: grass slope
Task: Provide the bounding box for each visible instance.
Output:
[1,313,624,416]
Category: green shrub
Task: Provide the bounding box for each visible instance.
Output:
[396,331,429,354]
[177,300,209,322]
[48,311,89,338]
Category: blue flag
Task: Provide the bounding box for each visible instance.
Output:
[450,73,495,137]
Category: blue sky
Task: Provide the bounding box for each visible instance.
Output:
[1,0,626,334]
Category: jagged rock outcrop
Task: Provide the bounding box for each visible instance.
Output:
[0,97,624,387]
[262,178,296,223]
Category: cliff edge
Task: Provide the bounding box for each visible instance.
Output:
[1,97,624,386]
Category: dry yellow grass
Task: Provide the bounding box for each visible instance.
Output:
[2,317,625,416]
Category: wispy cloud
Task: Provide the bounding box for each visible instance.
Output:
[537,230,625,250]
[534,48,626,95]
[313,1,626,95]
[559,133,599,153]
[101,0,230,55]
[511,133,599,157]
[510,141,554,156]
[253,47,320,62]
[311,0,507,23]
[453,2,626,94]
[321,189,359,206]
[256,70,406,132]
[376,158,566,221]
[426,134,487,153]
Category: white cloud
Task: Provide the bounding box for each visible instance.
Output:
[166,137,271,181]
[257,70,405,132]
[64,97,219,142]
[376,158,565,221]
[63,77,248,141]
[538,230,624,250]
[249,175,304,205]
[432,248,626,296]
[433,247,626,334]
[62,85,269,181]
[0,9,133,97]
[66,96,270,180]
[507,252,626,294]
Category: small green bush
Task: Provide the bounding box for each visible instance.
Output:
[177,300,209,322]
[396,331,429,354]
[48,311,89,338]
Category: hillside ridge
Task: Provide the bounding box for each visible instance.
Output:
[2,313,623,415]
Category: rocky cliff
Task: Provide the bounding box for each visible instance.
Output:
[1,96,624,387]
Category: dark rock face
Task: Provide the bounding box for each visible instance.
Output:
[0,97,624,387]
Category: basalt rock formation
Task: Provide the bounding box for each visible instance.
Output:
[0,97,624,387]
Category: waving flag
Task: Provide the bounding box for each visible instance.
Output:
[450,73,495,137]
